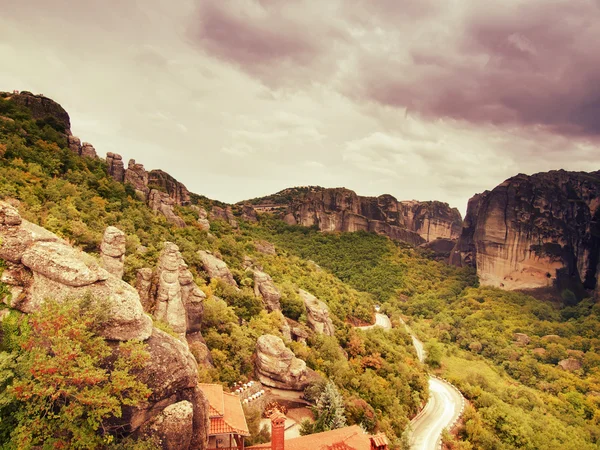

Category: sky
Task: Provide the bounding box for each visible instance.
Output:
[1,0,599,215]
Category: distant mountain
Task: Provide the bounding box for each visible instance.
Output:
[243,186,463,246]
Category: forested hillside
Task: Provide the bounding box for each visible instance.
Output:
[0,95,427,447]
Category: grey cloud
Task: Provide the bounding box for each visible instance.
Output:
[188,0,600,136]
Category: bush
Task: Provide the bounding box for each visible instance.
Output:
[0,297,153,449]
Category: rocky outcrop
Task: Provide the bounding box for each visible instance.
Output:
[67,136,97,158]
[241,204,258,223]
[2,91,71,134]
[451,170,600,293]
[209,206,238,228]
[107,152,125,182]
[253,270,281,312]
[558,358,582,371]
[148,170,191,206]
[128,328,210,449]
[123,161,189,227]
[125,159,150,199]
[139,401,194,450]
[255,334,311,390]
[154,243,188,338]
[100,226,126,279]
[299,289,334,336]
[256,187,461,245]
[254,240,276,255]
[198,250,238,288]
[138,243,206,342]
[0,202,152,341]
[81,142,97,158]
[149,190,186,228]
[136,268,154,313]
[191,206,210,231]
[513,333,531,345]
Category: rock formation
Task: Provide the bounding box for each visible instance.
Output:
[191,206,210,231]
[100,226,126,279]
[255,334,311,390]
[241,204,258,223]
[127,328,210,449]
[154,243,189,339]
[558,358,582,371]
[137,242,207,346]
[253,270,281,312]
[198,250,239,288]
[139,401,194,450]
[149,190,186,228]
[148,170,191,206]
[252,187,461,245]
[2,91,71,134]
[107,152,125,182]
[0,202,210,448]
[299,289,335,336]
[0,202,152,341]
[125,159,150,199]
[67,136,97,158]
[451,170,600,293]
[209,206,238,228]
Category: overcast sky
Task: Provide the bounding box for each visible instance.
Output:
[1,0,599,215]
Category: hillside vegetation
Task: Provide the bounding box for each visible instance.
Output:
[0,96,426,447]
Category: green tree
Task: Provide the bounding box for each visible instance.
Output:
[301,381,347,435]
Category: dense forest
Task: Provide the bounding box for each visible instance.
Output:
[0,95,599,449]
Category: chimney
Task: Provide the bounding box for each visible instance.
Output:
[270,411,286,450]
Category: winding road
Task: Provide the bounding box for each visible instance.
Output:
[362,315,464,450]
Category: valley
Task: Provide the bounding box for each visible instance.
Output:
[0,91,599,450]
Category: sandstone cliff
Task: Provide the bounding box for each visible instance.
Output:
[451,170,600,293]
[249,187,461,245]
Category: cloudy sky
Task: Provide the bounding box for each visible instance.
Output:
[1,0,599,215]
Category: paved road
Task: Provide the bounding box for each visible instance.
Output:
[357,313,392,330]
[409,377,463,450]
[398,317,464,450]
[357,313,464,450]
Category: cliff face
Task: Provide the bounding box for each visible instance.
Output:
[1,91,71,134]
[273,187,461,245]
[451,170,600,292]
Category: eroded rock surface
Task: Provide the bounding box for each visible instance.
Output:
[558,358,583,371]
[299,289,334,336]
[191,206,210,231]
[149,190,186,228]
[254,240,276,255]
[451,170,600,292]
[125,159,150,199]
[140,243,206,339]
[253,270,281,312]
[198,250,238,288]
[209,206,238,228]
[253,187,461,245]
[255,334,310,390]
[148,170,191,206]
[0,202,152,341]
[107,152,125,182]
[139,401,194,450]
[100,226,126,279]
[4,91,71,133]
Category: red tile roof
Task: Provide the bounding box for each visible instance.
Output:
[199,383,225,417]
[199,384,250,437]
[247,425,384,450]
